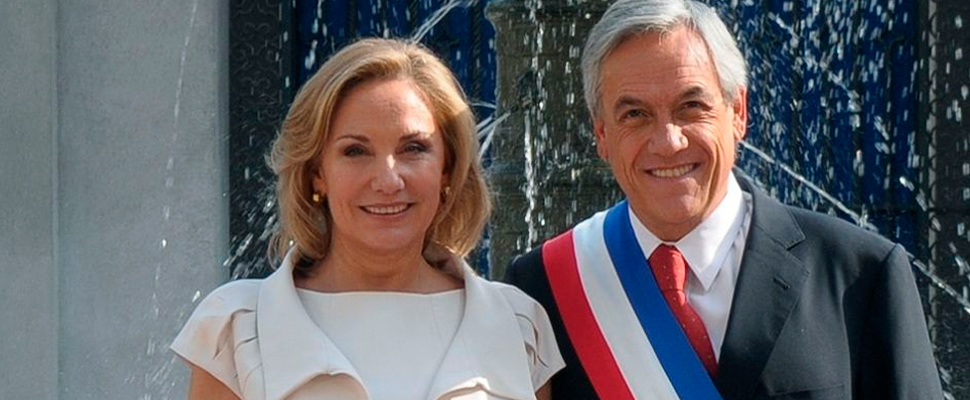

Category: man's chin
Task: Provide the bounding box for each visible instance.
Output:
[630,205,704,238]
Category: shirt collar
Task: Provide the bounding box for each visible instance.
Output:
[257,250,365,400]
[630,172,747,291]
[256,245,534,400]
[422,244,536,400]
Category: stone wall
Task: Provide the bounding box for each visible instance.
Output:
[0,0,229,397]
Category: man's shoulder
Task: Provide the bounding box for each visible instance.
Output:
[504,242,563,312]
[776,203,901,270]
[505,245,547,284]
[505,210,608,276]
[740,175,895,254]
[785,205,895,249]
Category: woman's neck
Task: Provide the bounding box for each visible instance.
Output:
[297,237,461,294]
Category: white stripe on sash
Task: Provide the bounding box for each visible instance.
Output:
[572,211,681,399]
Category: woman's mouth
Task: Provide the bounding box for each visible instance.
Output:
[362,204,410,215]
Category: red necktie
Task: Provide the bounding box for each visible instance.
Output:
[649,244,718,377]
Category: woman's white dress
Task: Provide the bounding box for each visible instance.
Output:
[171,248,564,400]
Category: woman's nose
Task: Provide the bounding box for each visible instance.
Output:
[371,155,405,193]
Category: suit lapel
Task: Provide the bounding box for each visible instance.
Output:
[715,178,809,399]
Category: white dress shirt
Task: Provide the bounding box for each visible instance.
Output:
[629,173,753,358]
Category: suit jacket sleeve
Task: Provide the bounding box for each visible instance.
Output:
[855,244,942,399]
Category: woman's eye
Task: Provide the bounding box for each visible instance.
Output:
[343,146,366,157]
[403,142,428,153]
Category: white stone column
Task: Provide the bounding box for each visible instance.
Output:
[0,0,230,397]
[0,0,58,398]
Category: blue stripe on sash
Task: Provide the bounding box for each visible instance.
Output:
[603,201,723,399]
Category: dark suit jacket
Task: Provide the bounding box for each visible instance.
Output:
[505,178,942,399]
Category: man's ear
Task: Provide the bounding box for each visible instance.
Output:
[593,118,609,160]
[732,86,748,141]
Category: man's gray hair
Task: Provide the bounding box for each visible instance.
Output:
[581,0,748,117]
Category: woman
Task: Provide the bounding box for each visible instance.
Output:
[171,38,564,400]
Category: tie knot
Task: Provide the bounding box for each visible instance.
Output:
[649,244,688,292]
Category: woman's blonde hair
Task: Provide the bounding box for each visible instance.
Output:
[268,38,491,269]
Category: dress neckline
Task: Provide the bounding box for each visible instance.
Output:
[294,287,465,297]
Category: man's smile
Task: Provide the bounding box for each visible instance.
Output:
[647,163,699,178]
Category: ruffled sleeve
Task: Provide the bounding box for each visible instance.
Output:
[499,285,566,391]
[170,279,262,398]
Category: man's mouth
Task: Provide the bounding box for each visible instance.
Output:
[648,164,697,178]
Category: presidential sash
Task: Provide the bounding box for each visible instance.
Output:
[543,201,722,399]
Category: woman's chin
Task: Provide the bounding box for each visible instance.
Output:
[357,231,427,255]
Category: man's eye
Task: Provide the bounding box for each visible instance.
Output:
[622,109,645,119]
[683,100,716,111]
[678,101,709,119]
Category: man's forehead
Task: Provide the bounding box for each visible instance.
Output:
[608,84,716,111]
[599,29,719,92]
[610,25,709,56]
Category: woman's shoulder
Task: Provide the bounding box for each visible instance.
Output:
[473,277,555,342]
[172,279,262,347]
[472,276,566,389]
[479,279,545,313]
[171,279,264,398]
[193,278,262,314]
[172,279,262,352]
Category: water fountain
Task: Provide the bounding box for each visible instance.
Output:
[486,0,621,278]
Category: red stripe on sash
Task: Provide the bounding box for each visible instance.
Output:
[543,231,635,400]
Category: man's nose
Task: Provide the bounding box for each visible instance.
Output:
[649,123,689,156]
[371,155,405,193]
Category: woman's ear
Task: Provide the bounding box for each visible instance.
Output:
[311,166,327,198]
[440,171,450,191]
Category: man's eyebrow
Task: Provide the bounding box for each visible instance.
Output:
[612,95,647,111]
[679,86,716,101]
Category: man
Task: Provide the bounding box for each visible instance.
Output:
[504,0,943,398]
